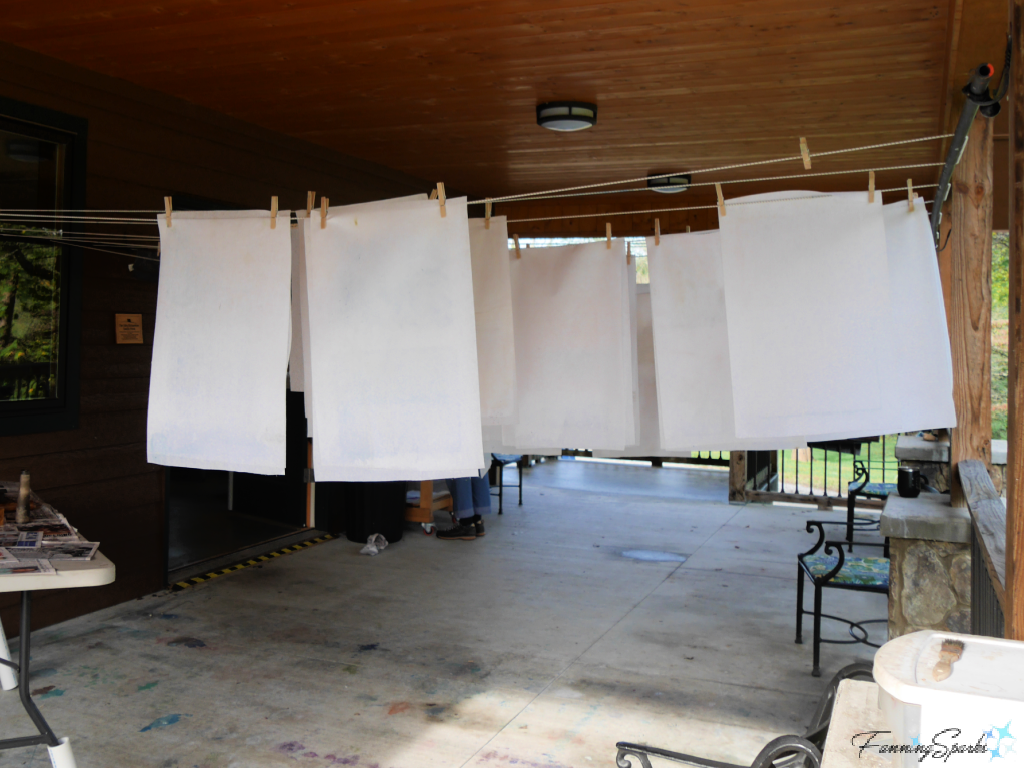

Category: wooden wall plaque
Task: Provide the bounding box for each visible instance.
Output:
[115,313,144,344]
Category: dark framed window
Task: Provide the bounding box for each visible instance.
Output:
[0,98,87,436]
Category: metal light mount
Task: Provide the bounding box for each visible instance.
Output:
[536,101,598,132]
[647,174,692,194]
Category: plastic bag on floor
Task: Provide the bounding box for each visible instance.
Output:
[360,534,389,556]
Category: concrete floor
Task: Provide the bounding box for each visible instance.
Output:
[0,463,885,768]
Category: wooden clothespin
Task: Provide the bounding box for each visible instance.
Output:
[436,183,446,218]
[306,191,315,215]
[626,242,632,266]
[907,179,915,212]
[484,198,492,230]
[715,183,726,217]
[686,225,691,233]
[270,196,278,229]
[164,196,172,228]
[606,222,612,249]
[800,137,811,170]
[320,197,329,229]
[654,218,661,246]
[513,234,521,259]
[868,171,875,204]
[429,188,437,200]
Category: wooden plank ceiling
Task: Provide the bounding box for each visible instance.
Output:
[0,0,1009,225]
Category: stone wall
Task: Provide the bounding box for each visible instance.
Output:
[888,538,971,638]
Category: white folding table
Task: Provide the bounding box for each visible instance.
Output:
[0,552,115,767]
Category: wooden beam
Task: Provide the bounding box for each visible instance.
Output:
[950,116,995,507]
[1006,0,1024,640]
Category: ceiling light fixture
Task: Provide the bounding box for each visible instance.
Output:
[536,101,598,132]
[647,174,691,194]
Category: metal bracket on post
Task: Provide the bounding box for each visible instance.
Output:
[930,38,1013,242]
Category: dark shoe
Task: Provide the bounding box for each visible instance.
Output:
[472,515,486,537]
[436,519,477,541]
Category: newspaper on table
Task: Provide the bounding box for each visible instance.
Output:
[24,541,100,562]
[0,531,40,549]
[2,512,80,542]
[0,559,55,576]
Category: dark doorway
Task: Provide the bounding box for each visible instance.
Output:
[166,391,309,578]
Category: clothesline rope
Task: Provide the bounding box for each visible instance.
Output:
[506,185,939,224]
[471,133,954,205]
[497,162,944,204]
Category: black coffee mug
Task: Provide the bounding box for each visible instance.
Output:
[898,466,923,498]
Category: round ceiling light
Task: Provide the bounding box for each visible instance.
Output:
[536,101,598,132]
[647,174,691,194]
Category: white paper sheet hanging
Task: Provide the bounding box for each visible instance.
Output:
[288,217,304,393]
[719,191,895,438]
[624,262,639,446]
[298,196,427,444]
[503,241,630,451]
[294,212,315,437]
[594,287,666,457]
[468,217,517,426]
[882,199,956,431]
[305,195,484,481]
[149,210,292,474]
[647,230,806,452]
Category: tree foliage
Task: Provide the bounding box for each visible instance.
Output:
[0,234,61,400]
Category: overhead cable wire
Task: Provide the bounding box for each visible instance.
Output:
[470,133,954,205]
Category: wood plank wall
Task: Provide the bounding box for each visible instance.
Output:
[0,42,431,634]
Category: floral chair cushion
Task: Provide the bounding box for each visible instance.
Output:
[802,554,889,588]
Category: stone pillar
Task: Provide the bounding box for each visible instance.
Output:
[881,494,973,637]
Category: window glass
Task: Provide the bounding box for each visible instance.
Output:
[0,128,64,403]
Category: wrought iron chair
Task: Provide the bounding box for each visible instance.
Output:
[488,453,523,514]
[844,460,896,551]
[615,662,873,768]
[796,520,888,677]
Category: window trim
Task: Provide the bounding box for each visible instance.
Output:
[0,97,87,437]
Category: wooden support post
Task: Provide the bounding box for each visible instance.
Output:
[728,451,747,502]
[950,116,995,507]
[1006,0,1024,639]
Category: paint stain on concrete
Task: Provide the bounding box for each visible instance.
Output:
[30,685,61,698]
[140,714,186,732]
[158,614,179,620]
[343,665,359,674]
[424,704,447,720]
[387,702,411,715]
[324,755,361,765]
[275,741,305,754]
[138,681,159,691]
[620,549,688,563]
[31,668,57,679]
[167,637,206,648]
[302,753,319,759]
[357,643,379,652]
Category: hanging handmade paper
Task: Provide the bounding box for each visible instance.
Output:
[503,241,632,451]
[288,213,305,393]
[594,287,667,457]
[719,191,896,439]
[624,260,640,447]
[292,212,315,438]
[647,230,806,452]
[468,217,517,426]
[882,199,956,432]
[149,209,292,474]
[305,195,484,481]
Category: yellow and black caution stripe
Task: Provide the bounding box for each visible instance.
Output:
[171,534,336,592]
